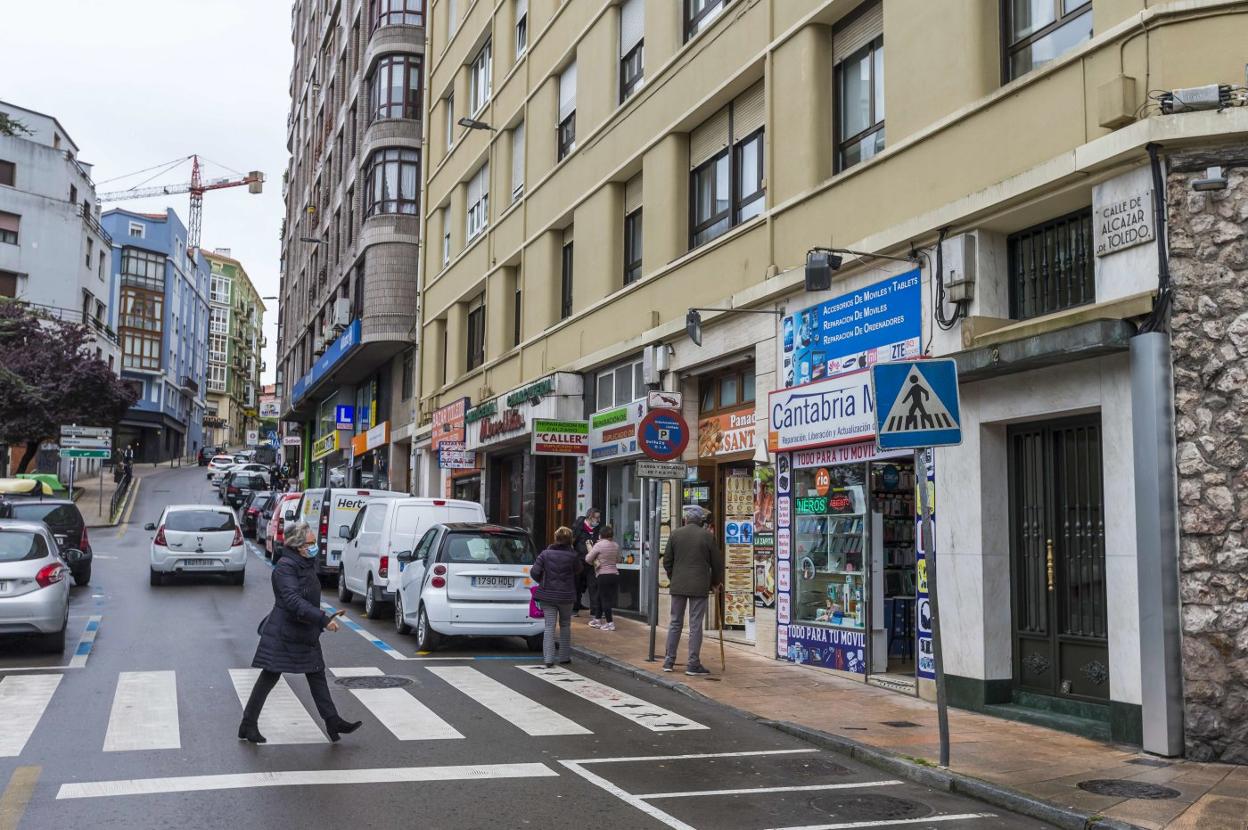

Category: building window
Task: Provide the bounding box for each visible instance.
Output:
[121,247,164,290]
[465,294,485,371]
[510,121,525,201]
[1005,0,1092,80]
[513,285,522,346]
[0,211,19,245]
[690,153,729,248]
[596,358,645,409]
[370,54,423,121]
[211,275,231,304]
[371,0,423,28]
[685,0,728,41]
[128,221,144,238]
[0,270,17,298]
[447,0,458,36]
[444,94,455,150]
[0,160,13,187]
[470,41,492,114]
[699,366,755,414]
[119,286,163,336]
[441,206,451,265]
[620,0,644,102]
[514,0,528,58]
[364,148,421,216]
[401,348,414,399]
[623,174,642,285]
[466,162,489,241]
[1007,208,1094,320]
[210,306,229,334]
[123,331,163,372]
[836,34,884,171]
[558,62,577,161]
[689,82,765,249]
[560,237,574,320]
[734,130,764,223]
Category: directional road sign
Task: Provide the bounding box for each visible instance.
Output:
[60,426,111,439]
[61,448,111,459]
[871,359,962,450]
[59,436,112,449]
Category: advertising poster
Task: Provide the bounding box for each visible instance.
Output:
[752,465,775,609]
[753,465,775,532]
[775,452,792,657]
[531,419,589,456]
[915,448,936,680]
[785,624,866,674]
[723,472,755,626]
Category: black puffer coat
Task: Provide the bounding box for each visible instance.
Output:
[530,543,583,604]
[252,546,330,673]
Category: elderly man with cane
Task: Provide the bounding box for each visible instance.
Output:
[661,505,724,676]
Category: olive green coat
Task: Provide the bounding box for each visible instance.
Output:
[662,524,724,597]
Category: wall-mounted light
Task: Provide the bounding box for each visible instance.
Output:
[804,247,919,292]
[1192,165,1228,192]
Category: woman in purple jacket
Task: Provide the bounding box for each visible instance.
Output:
[530,526,583,667]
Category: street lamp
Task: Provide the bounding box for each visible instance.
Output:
[804,246,918,292]
[457,117,495,132]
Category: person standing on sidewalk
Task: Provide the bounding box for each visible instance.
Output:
[530,526,583,667]
[571,508,601,617]
[585,525,621,631]
[662,506,723,676]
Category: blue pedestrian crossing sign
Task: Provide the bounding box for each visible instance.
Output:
[871,359,962,450]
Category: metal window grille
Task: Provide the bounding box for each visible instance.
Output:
[1007,209,1094,320]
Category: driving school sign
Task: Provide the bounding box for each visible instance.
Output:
[531,419,589,456]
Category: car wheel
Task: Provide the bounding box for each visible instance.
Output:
[364,579,385,620]
[337,571,353,603]
[38,617,67,655]
[394,591,412,635]
[416,606,441,652]
[231,570,245,586]
[73,562,92,587]
[149,568,163,587]
[526,634,544,652]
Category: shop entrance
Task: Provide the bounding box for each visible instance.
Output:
[489,453,525,527]
[1008,416,1109,702]
[537,457,574,547]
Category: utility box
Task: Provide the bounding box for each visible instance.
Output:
[1098,75,1137,129]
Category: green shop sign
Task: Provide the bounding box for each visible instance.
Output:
[591,407,629,430]
[794,496,828,515]
[506,378,554,408]
[465,400,498,424]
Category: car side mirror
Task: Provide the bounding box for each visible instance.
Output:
[144,522,156,531]
[62,548,83,564]
[338,525,350,539]
[396,549,414,563]
[283,510,294,520]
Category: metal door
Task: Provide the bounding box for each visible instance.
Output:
[1009,417,1109,701]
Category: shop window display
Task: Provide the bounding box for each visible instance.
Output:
[793,465,867,629]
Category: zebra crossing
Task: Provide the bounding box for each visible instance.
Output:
[0,661,706,758]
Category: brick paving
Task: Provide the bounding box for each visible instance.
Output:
[578,616,1248,830]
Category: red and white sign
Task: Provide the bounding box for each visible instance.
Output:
[647,389,683,410]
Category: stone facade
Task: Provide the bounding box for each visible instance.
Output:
[1167,152,1248,763]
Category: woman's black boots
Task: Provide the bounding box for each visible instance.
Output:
[237,720,267,744]
[326,716,362,742]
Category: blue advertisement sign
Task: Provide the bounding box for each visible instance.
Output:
[781,270,921,387]
[291,319,362,404]
[335,405,355,430]
[784,624,867,674]
[916,449,935,680]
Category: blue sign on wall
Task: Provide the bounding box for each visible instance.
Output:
[782,270,922,387]
[292,319,362,404]
[335,405,355,429]
[871,359,962,450]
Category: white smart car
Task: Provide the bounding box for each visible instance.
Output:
[146,505,246,586]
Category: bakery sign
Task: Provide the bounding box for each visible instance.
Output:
[1095,189,1154,256]
[698,407,756,458]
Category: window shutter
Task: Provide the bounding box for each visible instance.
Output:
[689,107,730,169]
[833,2,883,64]
[620,0,644,54]
[624,174,642,213]
[0,212,19,233]
[559,62,577,120]
[732,81,765,138]
[511,122,525,196]
[467,166,483,205]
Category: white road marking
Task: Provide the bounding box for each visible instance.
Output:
[0,675,61,757]
[561,760,697,830]
[764,816,998,830]
[56,762,558,800]
[228,669,327,744]
[327,665,462,740]
[429,666,591,736]
[326,666,384,678]
[518,665,707,732]
[637,781,905,799]
[103,671,180,752]
[568,748,816,764]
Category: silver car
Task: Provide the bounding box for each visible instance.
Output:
[146,505,246,586]
[0,520,77,653]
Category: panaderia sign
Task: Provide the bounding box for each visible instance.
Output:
[767,368,876,452]
[698,407,756,458]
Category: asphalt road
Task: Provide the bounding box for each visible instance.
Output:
[0,464,1054,830]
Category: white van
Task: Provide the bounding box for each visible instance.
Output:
[292,487,407,583]
[336,497,484,618]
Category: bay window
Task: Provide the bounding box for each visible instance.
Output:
[370,54,423,121]
[371,0,423,28]
[364,148,421,216]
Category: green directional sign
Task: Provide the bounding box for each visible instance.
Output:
[61,449,110,459]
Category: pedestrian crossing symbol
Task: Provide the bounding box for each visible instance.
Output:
[871,359,962,450]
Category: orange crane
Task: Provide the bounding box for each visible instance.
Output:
[97,155,264,250]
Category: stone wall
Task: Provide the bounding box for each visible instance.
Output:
[1167,153,1248,763]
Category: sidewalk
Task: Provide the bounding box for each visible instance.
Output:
[573,616,1248,830]
[76,468,140,528]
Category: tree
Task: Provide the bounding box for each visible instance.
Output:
[0,301,138,474]
[0,113,32,137]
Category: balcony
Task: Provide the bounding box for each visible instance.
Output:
[182,376,199,394]
[79,204,113,246]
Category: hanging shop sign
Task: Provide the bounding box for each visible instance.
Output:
[282,435,302,446]
[781,270,921,388]
[259,400,281,418]
[637,460,688,479]
[768,368,876,453]
[531,419,589,456]
[311,431,339,461]
[588,399,646,461]
[465,374,585,451]
[438,443,478,470]
[352,421,390,456]
[697,407,756,458]
[432,398,470,450]
[638,408,690,461]
[334,405,355,431]
[477,408,526,443]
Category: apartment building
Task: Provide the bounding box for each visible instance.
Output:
[204,249,266,448]
[276,0,424,491]
[418,0,1248,760]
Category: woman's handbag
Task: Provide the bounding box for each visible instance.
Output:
[528,585,544,619]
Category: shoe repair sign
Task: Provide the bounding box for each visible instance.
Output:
[531,419,589,456]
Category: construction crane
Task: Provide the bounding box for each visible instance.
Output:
[97,155,264,250]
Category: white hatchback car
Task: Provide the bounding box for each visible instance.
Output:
[146,505,246,586]
[205,455,235,480]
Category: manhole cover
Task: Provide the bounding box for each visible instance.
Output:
[1076,779,1180,800]
[811,793,932,821]
[334,675,413,689]
[774,756,849,778]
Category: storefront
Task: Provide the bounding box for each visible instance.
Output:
[350,421,391,490]
[588,397,649,616]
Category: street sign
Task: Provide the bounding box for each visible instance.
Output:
[60,425,111,439]
[246,430,259,446]
[637,408,689,461]
[871,360,962,450]
[646,390,683,410]
[61,448,110,459]
[636,460,688,479]
[438,443,477,469]
[59,436,112,449]
[334,405,355,430]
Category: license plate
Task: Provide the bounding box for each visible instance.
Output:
[54,535,67,545]
[0,580,9,594]
[472,576,514,589]
[182,559,219,567]
[329,551,340,564]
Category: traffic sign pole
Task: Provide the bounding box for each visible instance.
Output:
[916,448,950,768]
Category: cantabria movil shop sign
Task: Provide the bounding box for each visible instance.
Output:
[531,419,589,456]
[768,368,876,452]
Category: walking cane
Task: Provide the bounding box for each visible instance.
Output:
[717,586,726,673]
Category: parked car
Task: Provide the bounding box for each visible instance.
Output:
[337,497,485,619]
[266,492,302,557]
[206,455,235,480]
[225,472,269,509]
[254,491,279,548]
[0,499,93,586]
[0,519,80,653]
[233,450,255,464]
[145,505,245,586]
[394,523,542,652]
[197,446,220,466]
[213,462,269,489]
[241,491,274,538]
[293,487,406,584]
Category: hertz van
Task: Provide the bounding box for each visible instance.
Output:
[293,487,406,584]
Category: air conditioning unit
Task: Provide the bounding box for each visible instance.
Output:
[333,297,351,331]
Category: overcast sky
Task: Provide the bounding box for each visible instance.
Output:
[1,0,291,385]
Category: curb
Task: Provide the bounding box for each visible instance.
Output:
[572,644,1141,830]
